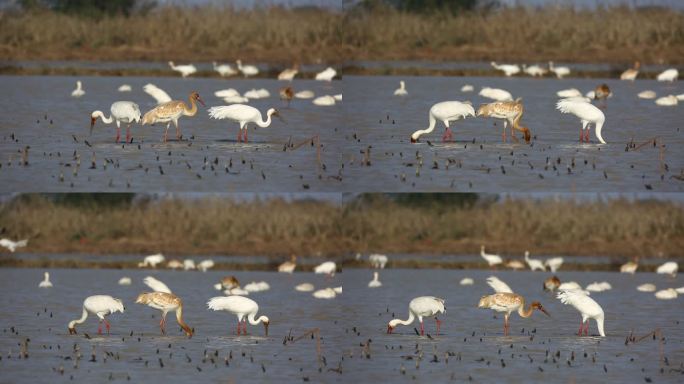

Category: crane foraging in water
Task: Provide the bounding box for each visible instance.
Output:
[208,104,282,143]
[476,98,531,143]
[478,293,549,336]
[387,296,445,336]
[556,98,606,144]
[142,91,205,142]
[90,101,141,143]
[410,101,475,143]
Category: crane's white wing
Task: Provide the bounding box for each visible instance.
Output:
[144,84,172,104]
[486,276,513,293]
[143,276,171,293]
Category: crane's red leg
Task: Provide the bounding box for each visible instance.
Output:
[584,321,589,336]
[579,128,584,143]
[237,130,242,143]
[243,129,248,143]
[104,319,111,335]
[585,130,590,143]
[98,320,102,335]
[243,320,248,335]
[115,127,121,143]
[435,317,442,335]
[126,125,131,143]
[442,127,453,142]
[578,320,584,336]
[236,320,241,335]
[164,124,170,143]
[420,321,424,336]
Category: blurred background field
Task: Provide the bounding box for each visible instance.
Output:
[1,193,682,260]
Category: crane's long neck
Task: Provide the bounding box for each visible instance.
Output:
[94,111,114,124]
[393,311,416,327]
[69,307,88,329]
[517,297,537,318]
[412,113,436,140]
[256,112,272,128]
[175,304,193,336]
[247,312,268,325]
[183,96,198,116]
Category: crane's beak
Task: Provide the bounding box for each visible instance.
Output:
[387,325,393,334]
[539,307,550,317]
[263,321,269,336]
[197,96,206,107]
[410,137,417,143]
[90,116,96,136]
[274,110,286,124]
[68,327,77,335]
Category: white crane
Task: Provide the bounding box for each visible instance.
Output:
[143,84,172,105]
[556,289,605,337]
[118,277,132,285]
[656,68,678,82]
[236,60,259,78]
[491,62,520,77]
[315,67,337,81]
[68,295,124,335]
[168,61,197,78]
[523,64,547,77]
[461,84,474,92]
[480,245,503,268]
[294,90,315,99]
[637,283,656,292]
[556,98,606,144]
[585,281,612,292]
[167,259,183,269]
[478,293,549,336]
[208,104,281,143]
[486,276,513,293]
[207,296,269,335]
[313,95,336,106]
[244,88,270,99]
[368,272,382,288]
[38,272,53,288]
[143,276,172,294]
[545,257,564,273]
[655,95,678,106]
[387,296,445,335]
[313,287,337,299]
[213,61,237,77]
[524,251,546,271]
[549,61,570,79]
[656,261,678,277]
[71,80,85,97]
[654,288,677,300]
[0,238,28,252]
[410,101,475,143]
[214,88,240,98]
[638,90,656,99]
[244,281,270,292]
[138,253,165,268]
[90,101,142,143]
[136,292,193,337]
[295,283,314,292]
[314,261,337,277]
[479,87,513,101]
[460,277,474,285]
[118,84,132,92]
[183,259,196,270]
[394,80,408,96]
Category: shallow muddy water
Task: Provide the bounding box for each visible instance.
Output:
[0,75,342,192]
[342,269,684,383]
[342,76,684,192]
[0,268,345,383]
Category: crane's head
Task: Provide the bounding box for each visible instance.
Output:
[268,108,286,124]
[262,317,270,336]
[191,91,205,107]
[387,319,401,334]
[89,112,98,135]
[531,302,550,317]
[410,132,420,143]
[477,295,492,308]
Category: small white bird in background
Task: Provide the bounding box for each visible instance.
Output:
[168,61,197,78]
[523,64,547,77]
[549,61,570,79]
[480,245,503,268]
[197,259,215,272]
[637,90,657,99]
[0,238,28,252]
[207,296,270,335]
[315,67,337,81]
[655,95,678,106]
[118,84,132,92]
[143,84,172,105]
[313,287,338,299]
[214,89,240,98]
[38,272,53,288]
[557,88,582,98]
[278,255,297,273]
[167,259,183,269]
[138,253,165,268]
[461,84,474,92]
[90,101,142,143]
[491,62,520,77]
[71,80,85,97]
[294,90,315,99]
[486,276,513,293]
[556,289,605,337]
[333,286,342,294]
[556,98,607,144]
[223,95,250,104]
[479,87,513,101]
[183,259,196,270]
[118,277,132,285]
[657,261,678,277]
[620,61,640,81]
[68,295,124,335]
[143,276,172,294]
[278,65,299,81]
[387,296,445,335]
[368,272,382,288]
[585,281,612,292]
[524,251,545,271]
[506,259,525,270]
[244,88,271,100]
[394,80,408,96]
[236,60,259,78]
[459,277,474,285]
[295,283,315,292]
[545,257,564,273]
[656,68,679,82]
[620,260,638,274]
[410,100,475,143]
[208,104,281,143]
[637,283,657,292]
[655,288,677,300]
[314,261,337,277]
[244,281,270,293]
[313,95,336,106]
[369,253,388,269]
[213,61,237,77]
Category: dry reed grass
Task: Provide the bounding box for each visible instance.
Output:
[0,195,682,258]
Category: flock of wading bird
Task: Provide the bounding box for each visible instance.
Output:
[28,251,340,337]
[385,247,681,338]
[75,61,340,143]
[403,63,681,145]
